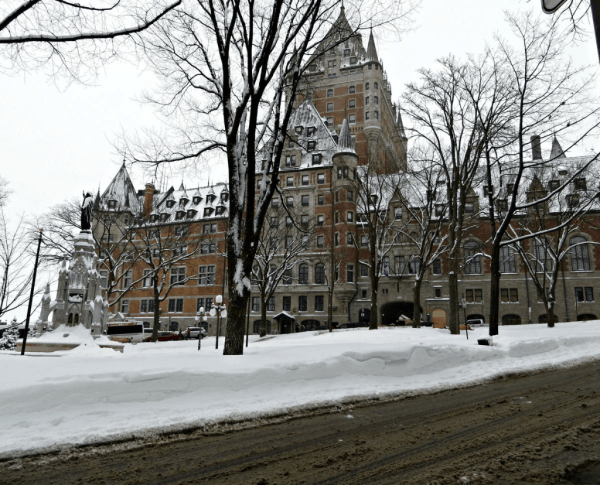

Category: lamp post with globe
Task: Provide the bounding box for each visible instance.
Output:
[210,295,227,350]
[195,307,208,351]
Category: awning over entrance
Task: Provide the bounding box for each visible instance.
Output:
[273,311,295,320]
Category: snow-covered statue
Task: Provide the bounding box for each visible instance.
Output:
[81,192,94,232]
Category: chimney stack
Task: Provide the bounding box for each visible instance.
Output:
[143,183,155,217]
[531,135,542,160]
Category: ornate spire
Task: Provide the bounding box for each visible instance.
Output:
[367,28,379,62]
[550,136,566,159]
[338,118,354,152]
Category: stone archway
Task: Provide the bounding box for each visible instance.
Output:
[432,309,446,328]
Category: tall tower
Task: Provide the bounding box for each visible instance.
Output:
[299,8,408,173]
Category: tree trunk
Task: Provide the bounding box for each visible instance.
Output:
[447,256,460,334]
[547,301,556,328]
[370,273,379,330]
[412,279,422,328]
[223,288,248,355]
[152,291,160,342]
[488,244,501,336]
[260,290,267,337]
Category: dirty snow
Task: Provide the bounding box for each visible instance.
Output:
[2,322,600,457]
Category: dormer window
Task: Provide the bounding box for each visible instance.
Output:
[108,200,117,209]
[507,183,515,193]
[567,193,580,208]
[350,57,357,64]
[370,194,378,205]
[166,199,175,208]
[203,208,213,217]
[295,125,303,134]
[175,210,185,221]
[220,192,229,202]
[549,180,559,190]
[216,206,225,215]
[186,209,197,219]
[435,204,444,216]
[306,126,316,137]
[206,194,216,204]
[497,199,508,212]
[286,155,296,167]
[150,214,158,223]
[559,169,568,176]
[343,48,350,57]
[307,140,316,151]
[193,196,201,205]
[311,153,322,165]
[160,213,170,222]
[465,202,475,214]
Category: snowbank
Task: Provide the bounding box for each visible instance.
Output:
[2,322,600,457]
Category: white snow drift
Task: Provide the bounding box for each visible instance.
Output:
[2,322,600,457]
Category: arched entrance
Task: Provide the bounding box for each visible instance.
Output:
[432,309,446,328]
[380,302,421,325]
[578,314,597,321]
[502,314,521,325]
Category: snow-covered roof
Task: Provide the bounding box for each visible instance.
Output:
[99,163,141,213]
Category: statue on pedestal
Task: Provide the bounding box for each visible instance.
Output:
[81,192,94,232]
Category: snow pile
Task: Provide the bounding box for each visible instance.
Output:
[2,322,600,457]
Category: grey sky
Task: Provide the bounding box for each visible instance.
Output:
[0,0,597,224]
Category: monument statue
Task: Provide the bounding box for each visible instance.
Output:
[81,192,94,231]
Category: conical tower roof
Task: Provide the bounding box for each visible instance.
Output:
[550,136,566,159]
[337,118,355,153]
[367,28,379,62]
[101,163,141,212]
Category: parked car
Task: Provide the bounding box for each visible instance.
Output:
[143,331,182,342]
[182,326,207,339]
[466,319,485,327]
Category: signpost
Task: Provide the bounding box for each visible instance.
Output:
[542,0,600,62]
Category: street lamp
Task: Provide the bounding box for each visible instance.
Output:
[210,295,227,350]
[195,307,208,351]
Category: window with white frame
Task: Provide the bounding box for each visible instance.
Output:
[170,267,186,286]
[168,298,184,313]
[198,265,215,285]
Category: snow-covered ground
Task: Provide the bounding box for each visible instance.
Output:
[2,322,600,457]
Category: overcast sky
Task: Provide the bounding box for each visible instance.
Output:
[1,0,598,225]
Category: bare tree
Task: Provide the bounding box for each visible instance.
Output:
[0,0,181,76]
[0,176,9,209]
[402,58,488,334]
[472,12,600,335]
[509,159,600,327]
[129,218,204,341]
[0,208,43,321]
[251,204,312,337]
[123,0,415,354]
[397,155,448,327]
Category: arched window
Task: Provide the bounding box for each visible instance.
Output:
[464,241,481,274]
[315,263,325,284]
[299,264,309,284]
[170,321,179,331]
[570,236,591,271]
[327,88,333,97]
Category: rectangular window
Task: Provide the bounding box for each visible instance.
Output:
[168,298,184,313]
[302,195,309,206]
[575,287,594,302]
[121,299,129,314]
[349,114,356,124]
[123,270,132,288]
[286,155,296,167]
[299,296,307,312]
[286,196,294,207]
[394,256,405,275]
[317,235,324,248]
[286,236,293,248]
[287,176,294,187]
[302,175,309,186]
[99,270,108,289]
[326,117,333,127]
[432,258,442,275]
[317,173,325,184]
[334,233,339,246]
[360,262,369,277]
[251,297,259,312]
[270,217,278,228]
[365,111,370,120]
[501,288,518,302]
[197,298,204,312]
[500,246,516,273]
[315,295,324,312]
[366,96,370,105]
[465,289,483,303]
[201,243,216,254]
[170,267,186,286]
[349,99,356,108]
[272,198,280,208]
[347,211,353,223]
[318,194,324,205]
[307,140,316,151]
[283,268,292,285]
[465,202,474,214]
[347,264,354,283]
[394,208,402,220]
[198,266,216,285]
[301,215,309,226]
[205,298,213,311]
[143,269,153,288]
[374,95,379,104]
[361,235,368,248]
[312,154,322,165]
[141,299,148,313]
[347,190,353,202]
[317,215,324,226]
[267,297,275,312]
[349,85,356,94]
[327,102,334,112]
[283,296,291,312]
[374,111,379,119]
